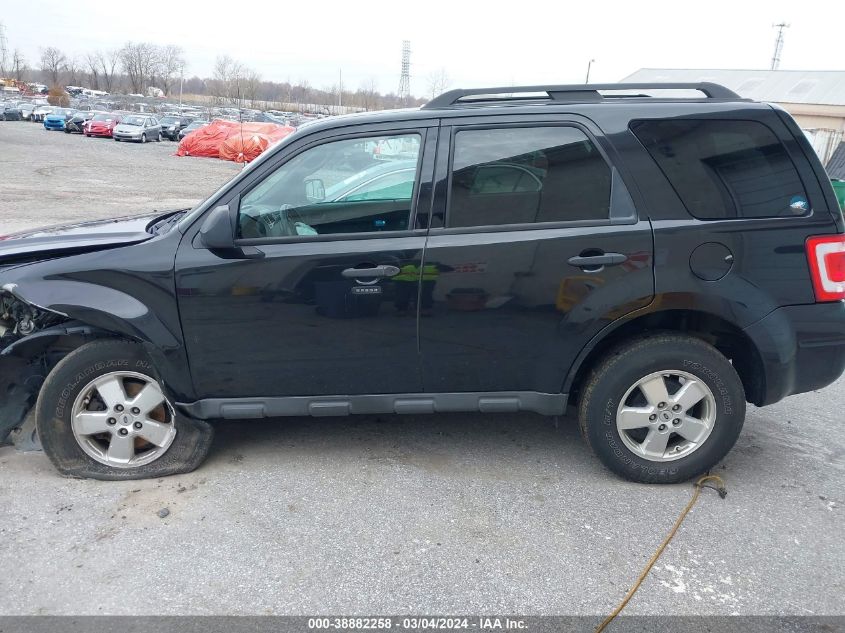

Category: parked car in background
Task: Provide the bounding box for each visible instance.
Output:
[43,108,76,130]
[18,103,35,120]
[113,115,162,142]
[177,119,209,140]
[1,103,22,121]
[84,112,121,138]
[31,105,54,122]
[65,111,96,134]
[159,115,193,140]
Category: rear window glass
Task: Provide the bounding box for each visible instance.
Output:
[631,119,810,219]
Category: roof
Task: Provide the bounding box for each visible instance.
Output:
[827,142,845,180]
[621,69,845,106]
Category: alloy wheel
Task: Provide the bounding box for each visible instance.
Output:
[71,371,176,468]
[615,369,716,462]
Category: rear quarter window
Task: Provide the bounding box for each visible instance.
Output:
[631,119,810,219]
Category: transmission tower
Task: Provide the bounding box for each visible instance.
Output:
[398,40,411,103]
[0,22,8,78]
[770,22,789,70]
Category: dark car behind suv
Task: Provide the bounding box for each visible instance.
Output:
[159,115,193,140]
[1,82,843,482]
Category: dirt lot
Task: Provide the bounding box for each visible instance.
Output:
[0,120,239,234]
[0,120,843,618]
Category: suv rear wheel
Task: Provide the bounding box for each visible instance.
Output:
[36,339,214,480]
[578,334,745,484]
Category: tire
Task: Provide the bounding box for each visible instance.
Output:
[141,133,147,143]
[114,137,120,142]
[36,339,214,480]
[157,132,162,142]
[578,333,745,484]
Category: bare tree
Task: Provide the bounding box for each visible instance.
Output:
[84,52,100,89]
[12,49,27,81]
[65,56,81,85]
[358,77,379,110]
[243,70,262,108]
[98,50,120,93]
[40,47,67,86]
[212,55,246,103]
[158,44,185,96]
[427,68,451,100]
[119,42,161,94]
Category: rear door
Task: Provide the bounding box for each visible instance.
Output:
[419,115,654,395]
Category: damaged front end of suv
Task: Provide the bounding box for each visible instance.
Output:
[0,285,76,447]
[0,212,212,466]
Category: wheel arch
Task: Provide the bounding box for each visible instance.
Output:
[565,307,766,407]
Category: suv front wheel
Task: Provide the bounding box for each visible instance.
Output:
[579,334,745,484]
[36,339,214,480]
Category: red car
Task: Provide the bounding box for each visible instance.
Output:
[84,113,121,138]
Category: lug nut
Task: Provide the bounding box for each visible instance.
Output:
[672,404,682,412]
[672,418,681,426]
[107,417,116,425]
[131,407,140,415]
[658,424,667,431]
[658,402,667,409]
[649,414,657,421]
[115,404,124,412]
[133,421,143,429]
[118,428,129,436]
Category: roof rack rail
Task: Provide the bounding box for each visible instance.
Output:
[422,82,742,109]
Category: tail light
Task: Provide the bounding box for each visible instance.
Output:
[806,235,845,302]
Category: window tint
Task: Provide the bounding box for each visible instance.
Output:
[631,119,810,219]
[238,134,421,239]
[448,126,611,228]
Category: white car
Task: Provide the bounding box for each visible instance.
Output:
[31,105,54,122]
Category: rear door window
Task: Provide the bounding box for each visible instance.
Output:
[631,119,810,219]
[447,126,612,228]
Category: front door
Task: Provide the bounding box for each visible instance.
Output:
[419,120,654,395]
[176,125,436,399]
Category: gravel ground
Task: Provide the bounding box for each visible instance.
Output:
[0,120,239,234]
[0,121,843,618]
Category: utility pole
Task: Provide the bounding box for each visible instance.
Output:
[585,59,595,83]
[338,68,342,110]
[178,63,184,110]
[771,23,789,70]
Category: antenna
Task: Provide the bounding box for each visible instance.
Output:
[398,40,411,104]
[771,22,789,70]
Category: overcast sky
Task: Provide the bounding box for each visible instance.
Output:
[3,0,840,97]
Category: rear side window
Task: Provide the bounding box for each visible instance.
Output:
[631,119,810,219]
[448,126,611,228]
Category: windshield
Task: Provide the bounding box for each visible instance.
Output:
[91,114,114,122]
[160,117,178,124]
[122,116,145,126]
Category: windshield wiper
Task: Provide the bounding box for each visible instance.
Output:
[148,210,189,235]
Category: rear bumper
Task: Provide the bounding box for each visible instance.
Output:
[743,302,845,406]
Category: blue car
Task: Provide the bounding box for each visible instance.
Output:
[43,108,75,130]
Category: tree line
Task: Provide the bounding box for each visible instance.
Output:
[1,28,427,110]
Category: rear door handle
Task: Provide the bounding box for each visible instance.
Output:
[567,253,628,269]
[341,265,401,279]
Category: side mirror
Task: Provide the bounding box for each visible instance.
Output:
[199,204,235,249]
[305,178,325,203]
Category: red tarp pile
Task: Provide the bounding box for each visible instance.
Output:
[176,119,295,163]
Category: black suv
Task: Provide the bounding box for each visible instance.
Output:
[2,83,844,483]
[158,115,193,141]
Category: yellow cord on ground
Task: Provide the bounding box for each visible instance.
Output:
[595,474,727,633]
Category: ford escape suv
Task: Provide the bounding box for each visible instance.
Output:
[1,82,843,483]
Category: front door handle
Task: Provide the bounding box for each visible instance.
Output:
[341,265,401,279]
[568,252,628,269]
